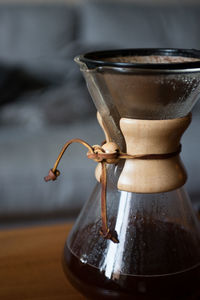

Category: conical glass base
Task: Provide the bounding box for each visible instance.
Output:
[63,166,200,300]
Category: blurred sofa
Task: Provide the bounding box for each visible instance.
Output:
[1,0,200,226]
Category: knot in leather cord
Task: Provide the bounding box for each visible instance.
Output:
[87,142,120,164]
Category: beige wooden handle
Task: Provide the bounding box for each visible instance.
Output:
[117,114,191,193]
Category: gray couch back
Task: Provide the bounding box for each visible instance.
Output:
[0,4,77,64]
[80,2,200,50]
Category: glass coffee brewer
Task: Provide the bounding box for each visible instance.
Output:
[45,49,200,299]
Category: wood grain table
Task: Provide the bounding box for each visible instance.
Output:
[1,221,200,300]
[0,223,85,300]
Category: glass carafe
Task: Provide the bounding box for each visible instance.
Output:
[61,49,200,299]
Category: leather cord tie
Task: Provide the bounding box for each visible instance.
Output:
[44,138,181,244]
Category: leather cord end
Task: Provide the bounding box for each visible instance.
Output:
[44,169,60,182]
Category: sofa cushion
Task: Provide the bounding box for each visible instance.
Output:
[80,1,200,49]
[0,4,77,64]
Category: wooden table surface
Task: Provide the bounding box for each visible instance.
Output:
[1,221,200,300]
[0,223,85,300]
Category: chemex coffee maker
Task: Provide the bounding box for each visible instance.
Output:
[45,49,200,300]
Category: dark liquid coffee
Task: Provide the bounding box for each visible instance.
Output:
[63,221,200,299]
